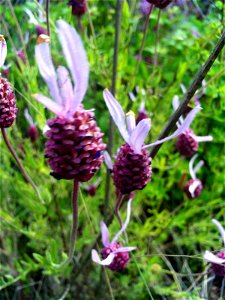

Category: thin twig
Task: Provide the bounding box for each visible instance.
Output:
[46,0,50,36]
[149,31,225,159]
[68,180,79,262]
[104,0,124,220]
[130,3,154,86]
[1,128,43,203]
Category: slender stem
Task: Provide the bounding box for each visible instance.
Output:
[46,0,50,36]
[1,128,43,203]
[153,9,161,66]
[68,180,79,262]
[130,4,154,86]
[115,193,124,227]
[104,0,124,220]
[149,30,225,159]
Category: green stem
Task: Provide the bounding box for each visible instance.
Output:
[1,128,43,203]
[46,0,50,36]
[104,0,124,220]
[68,180,79,262]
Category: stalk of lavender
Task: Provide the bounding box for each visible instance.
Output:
[46,0,50,36]
[68,181,79,262]
[149,30,225,159]
[34,21,106,264]
[104,0,124,220]
[0,35,43,203]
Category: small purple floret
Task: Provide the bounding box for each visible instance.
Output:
[211,251,225,277]
[112,143,152,194]
[28,124,39,143]
[68,0,87,16]
[184,178,203,199]
[176,129,199,157]
[101,242,130,272]
[136,110,149,125]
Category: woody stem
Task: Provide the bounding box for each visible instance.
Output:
[1,128,43,203]
[150,30,225,159]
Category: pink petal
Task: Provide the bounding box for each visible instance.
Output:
[212,219,225,246]
[112,199,132,243]
[24,108,34,126]
[57,66,74,113]
[194,135,213,142]
[193,160,204,175]
[129,118,151,154]
[103,89,129,142]
[203,250,225,264]
[91,249,115,266]
[33,94,63,115]
[56,20,89,111]
[35,42,62,105]
[100,221,110,247]
[103,151,113,170]
[114,246,136,253]
[189,154,198,179]
[188,180,201,198]
[144,106,202,149]
[0,36,7,68]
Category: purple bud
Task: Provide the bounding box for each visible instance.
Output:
[184,178,203,199]
[3,68,10,79]
[28,124,39,143]
[112,143,152,194]
[146,0,172,9]
[101,242,130,272]
[86,185,97,196]
[36,25,48,37]
[136,110,149,125]
[211,251,225,277]
[0,77,17,128]
[68,0,87,17]
[176,129,199,157]
[17,50,26,65]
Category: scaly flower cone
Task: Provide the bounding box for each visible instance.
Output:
[103,89,202,224]
[172,95,213,158]
[0,35,42,203]
[34,21,105,263]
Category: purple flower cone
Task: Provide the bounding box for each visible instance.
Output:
[176,129,199,157]
[45,108,106,181]
[68,0,87,16]
[146,0,172,9]
[184,178,203,199]
[0,77,17,128]
[112,143,152,194]
[101,242,130,272]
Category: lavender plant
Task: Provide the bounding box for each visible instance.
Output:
[34,20,106,261]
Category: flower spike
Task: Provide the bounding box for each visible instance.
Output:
[92,199,136,271]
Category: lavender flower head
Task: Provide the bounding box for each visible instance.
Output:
[172,95,213,157]
[92,199,136,272]
[204,219,225,277]
[103,89,202,194]
[34,21,105,181]
[184,154,203,199]
[0,35,17,128]
[68,0,87,17]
